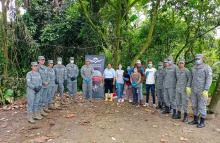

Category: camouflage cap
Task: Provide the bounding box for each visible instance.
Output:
[136,60,141,64]
[48,60,53,64]
[38,56,45,61]
[57,57,62,62]
[178,58,185,63]
[158,62,163,66]
[31,62,38,66]
[167,56,173,61]
[195,54,204,59]
[164,59,168,63]
[85,58,90,62]
[70,57,74,60]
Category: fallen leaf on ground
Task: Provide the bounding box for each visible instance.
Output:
[153,125,158,128]
[173,123,180,126]
[180,137,188,141]
[28,126,41,130]
[111,137,116,141]
[31,136,49,143]
[65,113,75,118]
[160,138,168,142]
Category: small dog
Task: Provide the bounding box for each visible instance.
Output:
[105,93,113,102]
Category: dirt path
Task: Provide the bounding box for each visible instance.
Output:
[0,95,220,143]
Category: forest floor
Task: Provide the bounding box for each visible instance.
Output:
[0,93,220,143]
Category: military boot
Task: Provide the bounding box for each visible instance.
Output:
[197,117,205,128]
[41,108,48,116]
[44,107,51,113]
[48,103,56,110]
[182,112,188,123]
[162,106,170,114]
[33,111,43,120]
[172,109,177,119]
[188,115,198,125]
[27,113,36,124]
[175,111,181,119]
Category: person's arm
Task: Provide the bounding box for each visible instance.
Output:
[186,69,192,87]
[76,65,79,77]
[204,65,213,91]
[130,74,133,83]
[113,69,116,85]
[26,72,35,89]
[64,66,67,80]
[137,73,141,84]
[81,66,86,79]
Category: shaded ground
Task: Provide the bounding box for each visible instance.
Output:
[0,94,220,143]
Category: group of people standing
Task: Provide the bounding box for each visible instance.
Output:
[103,54,212,128]
[26,54,212,128]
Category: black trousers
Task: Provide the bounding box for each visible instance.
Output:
[104,78,114,93]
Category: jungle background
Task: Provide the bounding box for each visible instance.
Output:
[0,0,220,112]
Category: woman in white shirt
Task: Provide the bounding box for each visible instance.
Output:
[103,64,115,93]
[144,60,157,107]
[116,64,124,102]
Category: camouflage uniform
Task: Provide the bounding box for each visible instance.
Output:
[53,57,67,102]
[81,60,94,99]
[66,57,79,99]
[26,62,42,123]
[189,54,212,128]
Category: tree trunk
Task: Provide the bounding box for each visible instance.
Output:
[131,0,160,65]
[208,73,220,113]
[1,0,10,77]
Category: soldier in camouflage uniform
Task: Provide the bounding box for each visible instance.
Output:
[189,54,212,128]
[174,59,191,122]
[47,60,57,110]
[66,57,79,101]
[38,56,49,116]
[26,62,43,123]
[53,57,67,104]
[81,58,94,100]
[162,57,178,119]
[155,62,164,109]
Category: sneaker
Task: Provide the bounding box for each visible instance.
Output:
[118,99,121,103]
[153,104,157,108]
[129,99,133,103]
[143,103,149,107]
[121,99,124,103]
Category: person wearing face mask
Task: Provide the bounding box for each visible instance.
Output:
[189,54,212,128]
[130,67,142,106]
[47,60,57,110]
[53,57,67,105]
[103,64,116,94]
[162,56,178,119]
[81,58,94,100]
[144,59,157,107]
[123,66,132,102]
[66,57,79,102]
[116,64,124,103]
[133,60,145,106]
[175,59,191,122]
[155,62,165,110]
[38,56,49,116]
[26,62,43,123]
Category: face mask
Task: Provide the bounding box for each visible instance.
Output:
[58,61,62,65]
[134,69,138,73]
[148,64,153,68]
[119,65,122,69]
[70,60,74,64]
[167,61,172,65]
[195,59,202,65]
[158,66,163,70]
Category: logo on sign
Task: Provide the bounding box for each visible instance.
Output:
[90,57,102,63]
